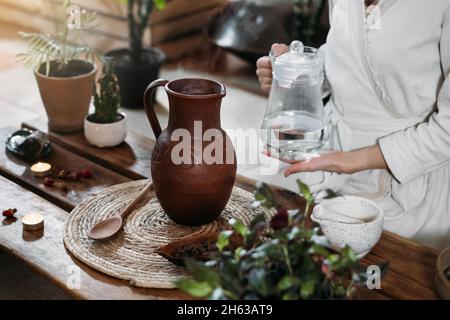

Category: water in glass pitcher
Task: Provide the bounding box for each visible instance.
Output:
[263,110,327,160]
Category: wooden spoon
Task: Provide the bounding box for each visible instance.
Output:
[88,182,153,240]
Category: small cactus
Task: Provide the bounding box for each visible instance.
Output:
[92,57,121,123]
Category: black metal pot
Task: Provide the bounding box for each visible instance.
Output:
[106,48,165,109]
[203,0,329,65]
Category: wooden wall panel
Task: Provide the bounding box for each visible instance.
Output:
[0,0,227,54]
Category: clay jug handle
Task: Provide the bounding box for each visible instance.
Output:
[143,79,169,139]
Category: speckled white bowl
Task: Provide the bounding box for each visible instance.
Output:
[312,196,384,258]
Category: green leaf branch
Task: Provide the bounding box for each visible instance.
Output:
[175,180,389,300]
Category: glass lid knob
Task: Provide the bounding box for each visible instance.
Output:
[289,40,304,55]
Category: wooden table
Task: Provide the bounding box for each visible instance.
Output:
[0,118,440,300]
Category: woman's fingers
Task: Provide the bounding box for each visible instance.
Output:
[262,149,302,165]
[256,56,272,93]
[256,56,271,70]
[256,68,272,78]
[256,43,288,94]
[256,44,289,73]
[266,147,379,177]
[271,43,289,57]
[259,80,272,93]
[258,76,272,86]
[263,149,354,176]
[284,159,321,177]
[261,84,272,94]
[258,76,272,93]
[283,152,343,177]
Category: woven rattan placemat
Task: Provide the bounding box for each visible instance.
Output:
[64,179,262,288]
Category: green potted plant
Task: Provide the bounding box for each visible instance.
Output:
[292,0,328,46]
[106,0,167,109]
[18,0,99,133]
[174,181,388,300]
[84,57,126,148]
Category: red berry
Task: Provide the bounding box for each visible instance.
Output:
[321,262,329,275]
[321,262,335,280]
[270,209,289,230]
[44,177,55,187]
[79,168,92,178]
[2,208,17,217]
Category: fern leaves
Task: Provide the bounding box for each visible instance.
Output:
[17,32,97,74]
[17,33,60,73]
[17,1,99,76]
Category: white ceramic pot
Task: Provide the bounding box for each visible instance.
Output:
[312,196,384,258]
[84,113,127,148]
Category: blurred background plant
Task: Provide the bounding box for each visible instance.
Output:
[292,0,328,45]
[118,0,167,65]
[176,181,388,300]
[17,0,99,75]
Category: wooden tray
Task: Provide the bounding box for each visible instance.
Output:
[0,127,130,211]
[23,117,153,180]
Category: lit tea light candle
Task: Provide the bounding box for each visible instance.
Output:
[30,162,51,177]
[22,213,44,231]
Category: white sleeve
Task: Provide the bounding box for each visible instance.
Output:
[320,43,331,98]
[320,0,333,98]
[378,7,450,184]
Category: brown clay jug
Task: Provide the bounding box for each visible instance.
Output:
[144,78,237,226]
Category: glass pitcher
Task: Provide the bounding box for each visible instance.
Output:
[261,40,328,161]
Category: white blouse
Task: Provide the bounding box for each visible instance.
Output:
[259,0,450,251]
[323,0,450,251]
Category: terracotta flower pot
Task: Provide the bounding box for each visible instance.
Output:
[34,60,97,133]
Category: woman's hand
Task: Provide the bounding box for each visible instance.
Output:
[256,43,289,94]
[282,145,388,177]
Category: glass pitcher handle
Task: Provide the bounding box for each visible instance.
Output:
[143,79,169,139]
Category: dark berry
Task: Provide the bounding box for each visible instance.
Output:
[270,209,289,230]
[44,177,55,186]
[2,208,17,217]
[79,168,93,178]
